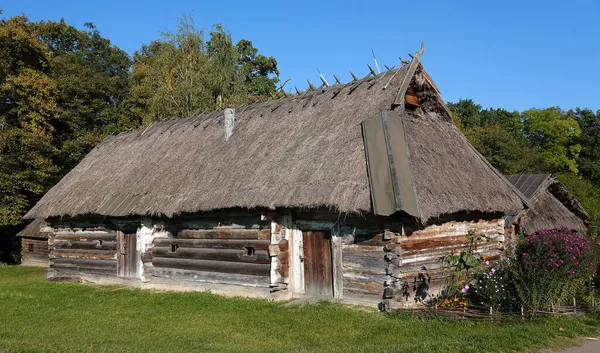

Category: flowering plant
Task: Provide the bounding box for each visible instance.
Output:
[468,261,520,313]
[511,227,598,311]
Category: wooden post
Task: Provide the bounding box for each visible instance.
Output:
[573,297,577,313]
[521,306,524,320]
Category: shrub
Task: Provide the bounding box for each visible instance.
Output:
[511,227,598,312]
[468,260,521,313]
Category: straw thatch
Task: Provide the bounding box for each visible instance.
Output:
[17,218,50,239]
[507,174,589,234]
[26,63,524,222]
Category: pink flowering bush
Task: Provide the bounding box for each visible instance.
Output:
[511,227,598,311]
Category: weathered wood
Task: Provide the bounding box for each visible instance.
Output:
[178,229,270,240]
[21,238,49,266]
[343,276,385,295]
[152,238,273,251]
[352,232,389,246]
[343,253,386,272]
[405,94,420,107]
[54,233,117,241]
[302,231,333,296]
[117,231,138,278]
[331,235,344,299]
[392,42,424,107]
[53,249,116,260]
[52,257,117,269]
[152,247,270,264]
[151,267,270,287]
[152,257,270,276]
[53,240,117,251]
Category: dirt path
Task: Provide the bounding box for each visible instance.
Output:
[539,337,600,353]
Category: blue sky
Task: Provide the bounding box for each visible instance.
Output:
[3,0,599,111]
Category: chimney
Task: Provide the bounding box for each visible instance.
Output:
[224,108,235,141]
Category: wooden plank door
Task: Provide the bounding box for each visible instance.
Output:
[302,231,333,296]
[117,231,138,278]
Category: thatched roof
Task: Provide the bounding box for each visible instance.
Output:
[26,61,525,222]
[507,174,589,234]
[17,218,50,239]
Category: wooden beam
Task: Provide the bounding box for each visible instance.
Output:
[331,224,344,299]
[392,42,425,107]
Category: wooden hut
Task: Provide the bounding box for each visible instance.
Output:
[507,174,589,234]
[17,218,50,266]
[25,46,528,307]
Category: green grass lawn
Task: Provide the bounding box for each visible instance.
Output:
[1,266,599,353]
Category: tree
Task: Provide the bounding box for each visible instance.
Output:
[0,14,59,226]
[127,16,280,123]
[447,99,482,129]
[522,107,581,174]
[574,108,600,186]
[33,19,132,172]
[237,39,279,97]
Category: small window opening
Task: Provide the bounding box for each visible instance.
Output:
[28,244,34,252]
[98,240,103,246]
[244,246,255,256]
[171,244,179,252]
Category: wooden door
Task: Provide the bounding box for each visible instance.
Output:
[302,231,333,296]
[117,231,138,278]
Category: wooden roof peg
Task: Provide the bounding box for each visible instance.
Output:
[367,64,376,76]
[306,79,315,91]
[384,65,395,71]
[333,74,341,85]
[294,86,301,95]
[350,71,358,81]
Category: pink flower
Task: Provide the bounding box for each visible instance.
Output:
[485,261,490,265]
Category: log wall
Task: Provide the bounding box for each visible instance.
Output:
[46,220,120,278]
[385,218,506,307]
[292,210,508,306]
[149,212,281,288]
[20,237,49,267]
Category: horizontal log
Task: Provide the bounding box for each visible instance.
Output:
[53,240,117,251]
[343,244,385,255]
[53,249,116,260]
[152,257,270,277]
[151,267,270,287]
[400,235,469,250]
[152,238,276,251]
[54,233,116,241]
[352,233,389,247]
[52,257,117,269]
[51,266,116,276]
[342,253,386,273]
[152,247,270,264]
[178,229,270,240]
[343,278,384,295]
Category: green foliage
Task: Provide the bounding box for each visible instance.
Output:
[127,16,279,123]
[439,231,488,299]
[511,229,598,312]
[574,109,600,186]
[2,266,600,353]
[469,261,521,313]
[522,107,582,174]
[34,19,131,172]
[0,15,59,227]
[557,173,600,237]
